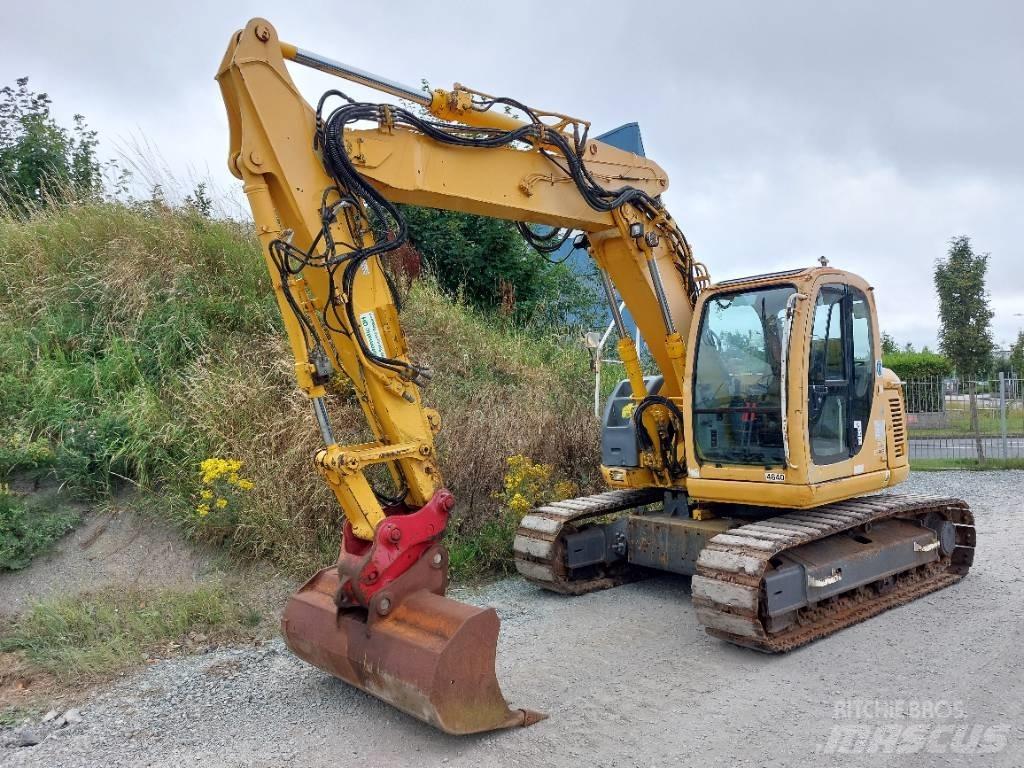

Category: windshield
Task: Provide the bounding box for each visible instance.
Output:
[693,284,796,466]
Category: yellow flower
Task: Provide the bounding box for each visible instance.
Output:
[509,493,530,515]
[200,457,244,484]
[497,453,576,514]
[236,479,254,491]
[553,480,578,500]
[196,503,210,516]
[215,498,228,509]
[200,489,213,500]
[200,458,221,484]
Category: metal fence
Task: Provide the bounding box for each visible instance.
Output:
[904,374,1024,460]
[909,435,1024,460]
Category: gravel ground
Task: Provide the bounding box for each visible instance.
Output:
[3,471,1022,768]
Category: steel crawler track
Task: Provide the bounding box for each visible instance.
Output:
[691,493,975,652]
[513,489,662,594]
[514,491,975,651]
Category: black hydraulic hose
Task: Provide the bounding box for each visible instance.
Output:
[633,395,686,477]
[308,93,700,377]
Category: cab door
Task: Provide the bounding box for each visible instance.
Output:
[807,283,875,466]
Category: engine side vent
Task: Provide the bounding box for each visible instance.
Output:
[888,396,906,458]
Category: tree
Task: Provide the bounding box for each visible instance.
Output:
[0,78,104,211]
[934,235,994,459]
[934,236,994,377]
[880,331,900,355]
[401,204,599,325]
[1009,331,1024,377]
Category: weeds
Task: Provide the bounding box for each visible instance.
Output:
[189,458,254,544]
[446,515,523,581]
[0,486,80,571]
[447,454,578,581]
[496,454,578,515]
[0,430,55,478]
[0,707,34,727]
[0,200,277,500]
[0,199,602,579]
[0,586,262,681]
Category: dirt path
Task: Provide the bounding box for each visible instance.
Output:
[3,472,1023,767]
[0,500,218,620]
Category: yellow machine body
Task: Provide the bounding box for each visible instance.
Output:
[215,18,944,737]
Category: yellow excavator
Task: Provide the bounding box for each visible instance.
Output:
[217,19,975,735]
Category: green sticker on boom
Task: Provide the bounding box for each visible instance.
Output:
[359,311,386,358]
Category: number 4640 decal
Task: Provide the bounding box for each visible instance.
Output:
[765,472,786,482]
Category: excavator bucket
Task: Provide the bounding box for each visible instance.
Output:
[281,564,544,735]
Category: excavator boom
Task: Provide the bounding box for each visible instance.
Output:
[216,17,703,733]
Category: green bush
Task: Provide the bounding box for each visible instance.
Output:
[0,487,80,570]
[882,350,954,381]
[883,351,953,413]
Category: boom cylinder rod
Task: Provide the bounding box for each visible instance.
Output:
[312,397,336,446]
[599,269,628,339]
[646,259,676,335]
[280,42,431,107]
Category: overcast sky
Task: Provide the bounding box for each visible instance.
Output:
[5,1,1021,350]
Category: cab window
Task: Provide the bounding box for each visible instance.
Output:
[692,284,795,466]
[808,284,874,464]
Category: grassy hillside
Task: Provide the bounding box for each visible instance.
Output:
[0,200,601,578]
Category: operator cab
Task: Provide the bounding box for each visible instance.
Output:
[680,266,906,508]
[690,267,879,472]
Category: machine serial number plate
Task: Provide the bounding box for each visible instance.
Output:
[765,472,786,482]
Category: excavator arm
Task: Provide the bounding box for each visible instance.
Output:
[217,18,706,733]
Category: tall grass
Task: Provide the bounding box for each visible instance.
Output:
[0,586,262,680]
[0,199,277,496]
[0,199,601,578]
